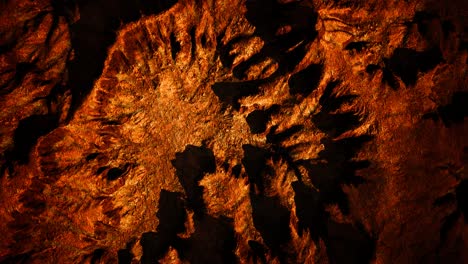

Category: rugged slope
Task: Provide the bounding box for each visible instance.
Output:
[0,0,467,263]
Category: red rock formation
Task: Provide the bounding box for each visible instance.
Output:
[0,0,467,263]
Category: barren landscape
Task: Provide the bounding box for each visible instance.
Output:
[0,0,467,263]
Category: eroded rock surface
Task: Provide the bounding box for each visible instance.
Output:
[0,0,467,263]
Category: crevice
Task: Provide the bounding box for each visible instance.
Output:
[90,248,105,264]
[96,166,109,175]
[266,125,303,144]
[201,34,207,48]
[85,153,99,161]
[170,32,181,61]
[106,167,125,181]
[190,27,197,61]
[344,41,369,52]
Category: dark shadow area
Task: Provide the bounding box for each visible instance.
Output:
[266,125,303,144]
[90,248,105,264]
[438,178,468,241]
[177,215,238,264]
[326,221,375,264]
[365,64,380,74]
[439,210,460,243]
[85,152,99,161]
[249,194,291,259]
[0,62,36,97]
[232,164,242,178]
[140,190,186,264]
[241,144,291,260]
[319,81,358,110]
[6,114,59,164]
[106,167,125,181]
[217,34,245,68]
[288,64,323,96]
[64,0,177,121]
[211,81,261,110]
[96,166,109,175]
[246,110,270,134]
[156,190,187,235]
[190,27,197,61]
[243,0,317,74]
[423,92,468,127]
[435,179,467,243]
[18,190,46,213]
[170,145,238,264]
[248,240,267,264]
[245,0,317,43]
[381,66,399,90]
[433,192,455,207]
[291,181,324,238]
[456,179,468,222]
[246,105,280,134]
[290,78,374,262]
[117,248,134,264]
[237,0,317,78]
[459,41,468,52]
[441,20,455,39]
[241,144,270,194]
[292,177,374,264]
[140,232,159,264]
[171,145,215,215]
[213,0,318,112]
[170,32,181,61]
[0,252,32,264]
[385,47,443,88]
[313,112,361,138]
[344,41,369,52]
[306,135,371,214]
[237,76,373,261]
[412,11,439,38]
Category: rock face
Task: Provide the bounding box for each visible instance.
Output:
[0,0,467,263]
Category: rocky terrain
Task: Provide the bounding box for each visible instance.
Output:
[0,0,467,263]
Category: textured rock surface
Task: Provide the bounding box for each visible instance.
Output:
[0,0,467,263]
